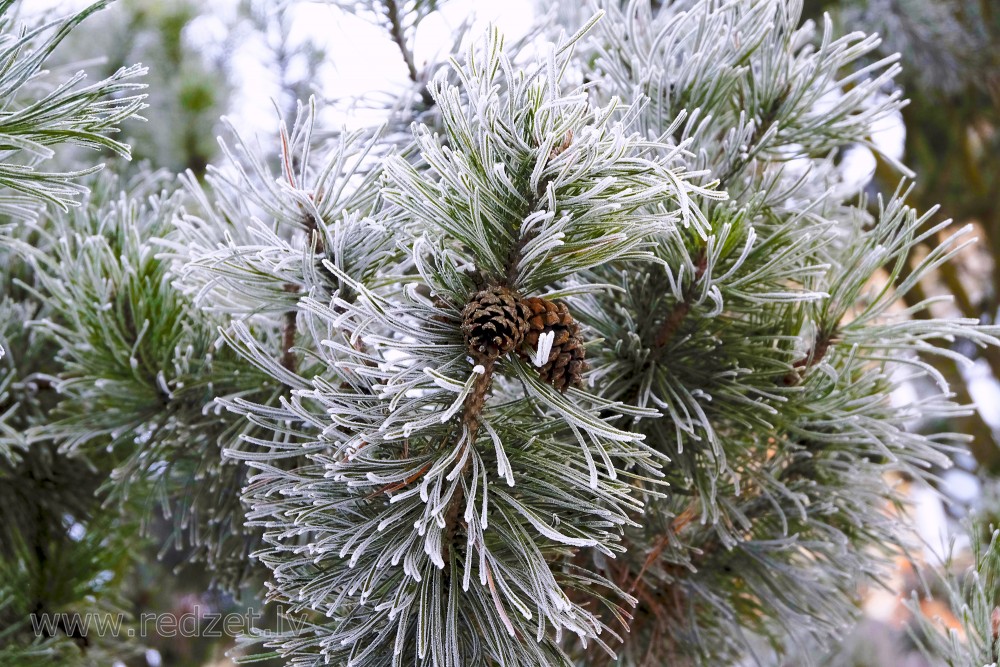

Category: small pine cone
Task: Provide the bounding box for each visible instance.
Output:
[461,286,530,359]
[520,297,588,391]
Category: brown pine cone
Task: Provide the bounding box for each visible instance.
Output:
[520,297,587,391]
[461,286,531,360]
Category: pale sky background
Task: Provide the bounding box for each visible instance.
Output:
[195,0,538,134]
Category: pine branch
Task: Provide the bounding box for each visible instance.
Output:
[782,330,833,386]
[441,357,494,565]
[905,525,1000,666]
[0,2,146,219]
[280,283,299,373]
[652,248,708,350]
[437,129,584,566]
[382,0,433,107]
[157,3,1000,664]
[439,146,554,568]
[383,0,419,84]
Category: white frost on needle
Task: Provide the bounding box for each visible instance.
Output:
[531,330,555,367]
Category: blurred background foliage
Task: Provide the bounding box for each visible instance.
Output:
[47,0,230,177]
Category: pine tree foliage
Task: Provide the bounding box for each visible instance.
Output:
[179,1,1000,665]
[2,0,998,665]
[191,23,719,666]
[0,179,157,666]
[0,0,147,514]
[803,0,1000,473]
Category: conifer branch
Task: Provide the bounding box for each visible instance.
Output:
[441,357,494,565]
[280,284,299,373]
[648,87,787,356]
[382,0,434,107]
[782,331,833,386]
[441,130,573,562]
[383,0,419,85]
[38,4,991,665]
[652,249,708,350]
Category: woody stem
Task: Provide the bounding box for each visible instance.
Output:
[441,357,495,565]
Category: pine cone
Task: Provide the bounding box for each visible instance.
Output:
[520,297,587,391]
[461,286,530,360]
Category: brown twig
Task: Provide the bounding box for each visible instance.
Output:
[782,332,832,386]
[280,284,300,373]
[653,249,708,350]
[628,504,699,594]
[383,0,418,83]
[365,460,433,501]
[382,0,434,107]
[441,357,495,565]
